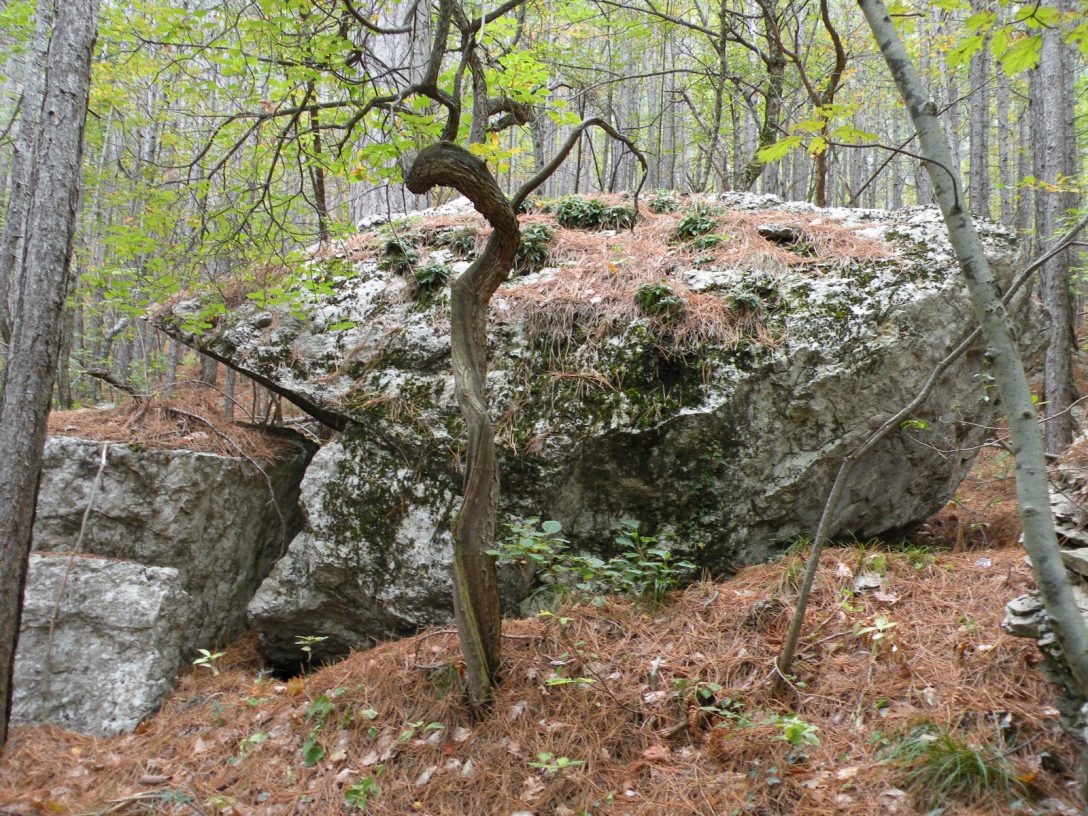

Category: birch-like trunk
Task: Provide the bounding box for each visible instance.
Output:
[858,0,1088,699]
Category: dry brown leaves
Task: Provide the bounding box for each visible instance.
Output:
[47,386,293,463]
[0,546,1075,816]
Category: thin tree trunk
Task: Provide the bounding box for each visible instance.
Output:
[406,144,518,711]
[0,0,100,747]
[967,36,991,219]
[858,0,1088,701]
[1032,11,1077,454]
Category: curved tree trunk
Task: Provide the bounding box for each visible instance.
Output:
[406,142,519,711]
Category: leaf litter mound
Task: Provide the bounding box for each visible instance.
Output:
[47,386,294,464]
[1,547,1080,815]
[323,195,892,349]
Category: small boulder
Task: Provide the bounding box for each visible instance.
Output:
[12,554,196,736]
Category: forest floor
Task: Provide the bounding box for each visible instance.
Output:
[0,425,1082,815]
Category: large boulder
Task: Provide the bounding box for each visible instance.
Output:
[163,192,1032,668]
[12,554,196,736]
[32,435,312,647]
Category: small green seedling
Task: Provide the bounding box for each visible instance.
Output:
[192,648,226,676]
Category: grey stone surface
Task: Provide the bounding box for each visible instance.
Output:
[12,553,196,736]
[1003,434,1088,738]
[32,435,311,647]
[163,193,1032,667]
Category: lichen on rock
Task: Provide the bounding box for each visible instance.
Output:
[161,192,1034,667]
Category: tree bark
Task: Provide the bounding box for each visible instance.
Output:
[1032,4,1077,454]
[406,142,519,711]
[0,0,100,747]
[967,36,990,219]
[0,3,53,349]
[858,0,1088,700]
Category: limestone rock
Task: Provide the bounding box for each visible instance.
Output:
[32,435,312,647]
[161,193,1032,667]
[12,554,196,736]
[1003,434,1088,736]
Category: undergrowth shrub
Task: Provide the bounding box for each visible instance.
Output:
[490,517,696,606]
[674,203,718,240]
[553,196,606,229]
[635,282,685,320]
[443,228,478,259]
[890,723,1025,809]
[601,205,637,230]
[691,233,726,251]
[551,197,638,231]
[647,190,679,213]
[413,263,450,291]
[381,237,419,275]
[513,223,554,274]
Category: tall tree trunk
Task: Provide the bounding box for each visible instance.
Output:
[967,36,990,219]
[995,71,1014,223]
[1032,10,1077,454]
[0,0,100,747]
[0,3,53,349]
[859,0,1088,704]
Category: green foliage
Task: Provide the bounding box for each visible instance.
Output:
[446,230,478,259]
[489,517,696,606]
[344,774,381,809]
[513,223,554,274]
[553,196,608,229]
[597,520,698,605]
[551,197,637,231]
[635,282,685,320]
[691,233,726,251]
[674,204,717,240]
[295,634,328,671]
[647,190,679,214]
[774,713,821,749]
[299,687,350,767]
[528,752,585,773]
[601,205,637,230]
[237,730,268,756]
[192,648,225,676]
[890,724,1025,809]
[413,263,451,291]
[381,238,419,275]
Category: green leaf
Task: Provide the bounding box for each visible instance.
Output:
[756,135,804,164]
[946,33,984,68]
[999,34,1042,74]
[327,320,356,332]
[301,737,325,767]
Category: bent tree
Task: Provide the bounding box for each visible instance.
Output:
[0,0,101,747]
[406,119,645,710]
[857,0,1088,697]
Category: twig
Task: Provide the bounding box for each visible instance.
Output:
[774,199,1088,685]
[44,443,110,700]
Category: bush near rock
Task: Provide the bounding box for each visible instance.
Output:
[162,192,1034,669]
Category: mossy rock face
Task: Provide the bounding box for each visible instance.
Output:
[165,193,1035,666]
